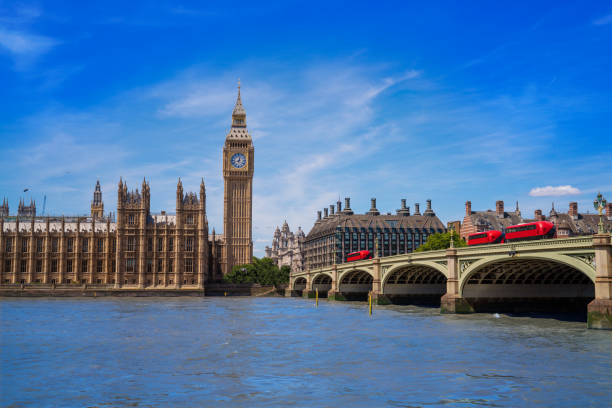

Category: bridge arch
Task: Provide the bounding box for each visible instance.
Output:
[338,269,373,300]
[312,273,332,295]
[458,254,595,314]
[293,277,307,291]
[383,261,449,282]
[382,263,447,305]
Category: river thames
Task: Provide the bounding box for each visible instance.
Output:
[1,297,611,407]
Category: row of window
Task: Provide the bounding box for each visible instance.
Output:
[341,231,432,240]
[2,258,197,274]
[126,214,196,225]
[3,237,117,254]
[3,278,197,285]
[2,236,200,253]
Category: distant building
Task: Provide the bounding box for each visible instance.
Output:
[265,221,305,274]
[461,199,612,240]
[304,197,446,270]
[460,200,523,240]
[532,202,612,237]
[447,221,461,235]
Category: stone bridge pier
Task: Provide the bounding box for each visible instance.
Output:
[440,247,474,313]
[588,234,612,329]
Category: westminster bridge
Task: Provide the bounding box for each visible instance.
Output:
[288,234,612,329]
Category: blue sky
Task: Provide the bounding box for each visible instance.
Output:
[1,1,611,255]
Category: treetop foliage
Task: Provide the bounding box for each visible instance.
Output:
[224,256,289,286]
[415,231,467,252]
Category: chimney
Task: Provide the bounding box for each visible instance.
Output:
[568,202,578,220]
[329,205,335,215]
[423,199,435,216]
[496,200,504,218]
[397,199,410,216]
[414,203,421,216]
[324,208,329,218]
[317,210,322,221]
[607,203,612,220]
[534,209,544,221]
[343,197,353,215]
[465,201,472,216]
[337,200,342,214]
[367,198,380,216]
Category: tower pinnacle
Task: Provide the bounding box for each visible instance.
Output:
[231,79,246,127]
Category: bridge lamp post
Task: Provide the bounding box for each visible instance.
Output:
[593,192,607,234]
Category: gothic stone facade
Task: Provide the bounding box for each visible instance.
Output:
[0,86,253,289]
[265,221,305,274]
[304,198,446,270]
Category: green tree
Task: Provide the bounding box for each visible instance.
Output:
[224,257,289,286]
[278,265,291,286]
[224,263,258,283]
[416,231,467,252]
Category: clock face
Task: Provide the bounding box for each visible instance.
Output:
[230,153,247,169]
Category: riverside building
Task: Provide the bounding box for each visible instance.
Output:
[460,200,612,240]
[265,221,305,274]
[0,85,254,289]
[304,198,446,270]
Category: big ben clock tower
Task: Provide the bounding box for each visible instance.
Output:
[221,81,254,276]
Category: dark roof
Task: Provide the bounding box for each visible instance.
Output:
[548,212,611,235]
[472,207,611,236]
[467,211,523,231]
[306,213,446,241]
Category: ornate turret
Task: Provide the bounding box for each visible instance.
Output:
[549,202,558,218]
[0,198,8,217]
[176,178,184,210]
[232,80,246,127]
[17,198,36,218]
[199,178,206,210]
[226,80,251,140]
[91,180,104,218]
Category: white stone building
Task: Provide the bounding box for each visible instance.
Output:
[265,221,305,274]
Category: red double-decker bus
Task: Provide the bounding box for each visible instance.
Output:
[346,250,372,262]
[504,221,556,242]
[467,230,504,246]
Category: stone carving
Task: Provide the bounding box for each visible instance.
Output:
[460,259,478,275]
[571,254,596,270]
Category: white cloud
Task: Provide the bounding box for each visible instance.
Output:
[593,14,612,25]
[529,185,582,197]
[0,28,58,56]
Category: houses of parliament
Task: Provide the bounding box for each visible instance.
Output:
[0,86,254,290]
